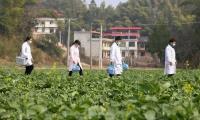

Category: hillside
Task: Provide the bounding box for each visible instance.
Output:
[0,0,200,67]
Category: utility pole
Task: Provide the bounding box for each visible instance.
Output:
[99,24,103,69]
[59,31,62,45]
[67,18,77,66]
[67,19,71,66]
[127,29,130,64]
[90,23,93,70]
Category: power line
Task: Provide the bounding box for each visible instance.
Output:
[138,21,200,26]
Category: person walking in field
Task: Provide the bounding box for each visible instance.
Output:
[164,38,177,77]
[21,36,34,75]
[68,40,83,76]
[110,36,123,77]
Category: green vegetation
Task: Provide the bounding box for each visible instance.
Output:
[36,35,64,58]
[0,69,200,119]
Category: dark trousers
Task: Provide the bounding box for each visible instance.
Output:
[168,74,174,77]
[68,64,83,76]
[109,74,114,78]
[109,74,121,78]
[25,65,34,75]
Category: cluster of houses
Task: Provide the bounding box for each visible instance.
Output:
[31,0,148,65]
[32,17,147,65]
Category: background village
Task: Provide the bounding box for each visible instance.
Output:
[0,0,199,68]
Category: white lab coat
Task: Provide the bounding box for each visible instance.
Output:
[68,45,83,71]
[164,44,176,75]
[110,42,123,75]
[21,42,33,66]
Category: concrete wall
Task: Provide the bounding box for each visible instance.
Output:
[74,31,100,58]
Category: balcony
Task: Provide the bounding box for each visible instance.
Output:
[138,47,145,51]
[120,47,137,51]
[103,33,140,37]
[102,47,110,51]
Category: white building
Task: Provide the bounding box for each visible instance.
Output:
[33,18,65,38]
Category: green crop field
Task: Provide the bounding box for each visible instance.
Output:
[0,68,200,120]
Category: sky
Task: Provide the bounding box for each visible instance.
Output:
[84,0,128,7]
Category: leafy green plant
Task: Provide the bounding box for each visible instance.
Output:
[0,69,200,119]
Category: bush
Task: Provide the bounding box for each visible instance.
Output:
[36,35,64,58]
[0,36,22,61]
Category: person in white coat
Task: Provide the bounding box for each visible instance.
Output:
[164,38,177,77]
[110,36,123,77]
[21,36,34,75]
[68,40,83,76]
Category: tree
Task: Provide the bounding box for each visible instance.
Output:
[0,0,39,36]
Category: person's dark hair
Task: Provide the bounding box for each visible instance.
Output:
[24,36,32,42]
[115,36,122,41]
[72,40,81,46]
[169,38,176,43]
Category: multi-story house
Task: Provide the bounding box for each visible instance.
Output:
[33,18,65,39]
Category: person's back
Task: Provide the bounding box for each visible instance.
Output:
[110,42,122,64]
[68,40,83,76]
[69,45,80,63]
[21,36,34,75]
[109,37,123,77]
[164,38,176,77]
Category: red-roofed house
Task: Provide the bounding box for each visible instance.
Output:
[103,27,146,59]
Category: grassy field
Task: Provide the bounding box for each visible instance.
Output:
[0,68,200,119]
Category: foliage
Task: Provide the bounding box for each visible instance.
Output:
[0,69,200,119]
[0,36,22,60]
[147,22,170,63]
[36,35,64,58]
[0,0,39,36]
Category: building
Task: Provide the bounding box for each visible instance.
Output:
[33,18,65,39]
[74,26,146,66]
[103,27,145,59]
[74,31,113,60]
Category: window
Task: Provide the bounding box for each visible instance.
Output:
[104,51,109,58]
[138,43,145,48]
[141,52,145,56]
[107,51,110,57]
[130,30,137,33]
[131,52,135,57]
[121,36,128,39]
[119,42,126,47]
[129,42,135,47]
[122,51,125,57]
[130,36,137,39]
[92,34,100,38]
[50,21,54,24]
[41,21,45,25]
[42,28,45,32]
[103,51,106,58]
[103,43,105,47]
[105,43,108,47]
[50,29,54,33]
[35,28,38,32]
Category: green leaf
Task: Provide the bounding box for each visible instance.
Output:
[161,82,171,89]
[144,110,156,120]
[145,95,158,102]
[31,105,47,114]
